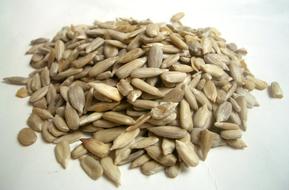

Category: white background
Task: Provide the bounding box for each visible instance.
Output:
[0,0,289,190]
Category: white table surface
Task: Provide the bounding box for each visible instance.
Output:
[0,0,289,189]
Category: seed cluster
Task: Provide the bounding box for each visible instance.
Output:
[3,12,283,187]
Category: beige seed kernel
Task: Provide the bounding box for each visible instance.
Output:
[18,128,37,146]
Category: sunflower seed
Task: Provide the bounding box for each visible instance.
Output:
[225,138,247,149]
[88,57,118,77]
[89,82,121,102]
[86,37,104,53]
[111,128,140,150]
[71,144,87,159]
[161,71,186,84]
[29,86,49,103]
[165,165,180,178]
[148,126,187,139]
[216,101,232,122]
[80,155,103,180]
[118,48,144,64]
[93,127,126,143]
[55,141,70,169]
[193,105,211,128]
[65,103,80,130]
[55,40,65,61]
[27,113,43,132]
[72,51,97,68]
[169,33,188,50]
[175,140,199,167]
[162,138,175,155]
[145,145,177,166]
[53,131,84,144]
[130,137,159,149]
[102,111,135,125]
[170,12,185,22]
[17,128,37,146]
[179,99,194,131]
[131,78,163,97]
[220,129,242,140]
[53,114,70,132]
[116,57,147,79]
[269,81,283,99]
[41,121,56,143]
[92,119,118,128]
[141,161,163,176]
[100,157,121,186]
[32,107,53,120]
[148,45,163,68]
[67,85,85,114]
[81,138,110,158]
[115,146,131,165]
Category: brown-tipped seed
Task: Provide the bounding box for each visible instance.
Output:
[81,138,110,158]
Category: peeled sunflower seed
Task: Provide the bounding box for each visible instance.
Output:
[269,82,283,99]
[81,138,110,158]
[141,161,163,176]
[100,157,121,186]
[55,141,70,169]
[175,140,199,167]
[111,128,140,150]
[18,127,37,146]
[80,155,103,180]
[147,126,187,139]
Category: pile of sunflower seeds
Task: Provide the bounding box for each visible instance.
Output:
[3,12,283,186]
